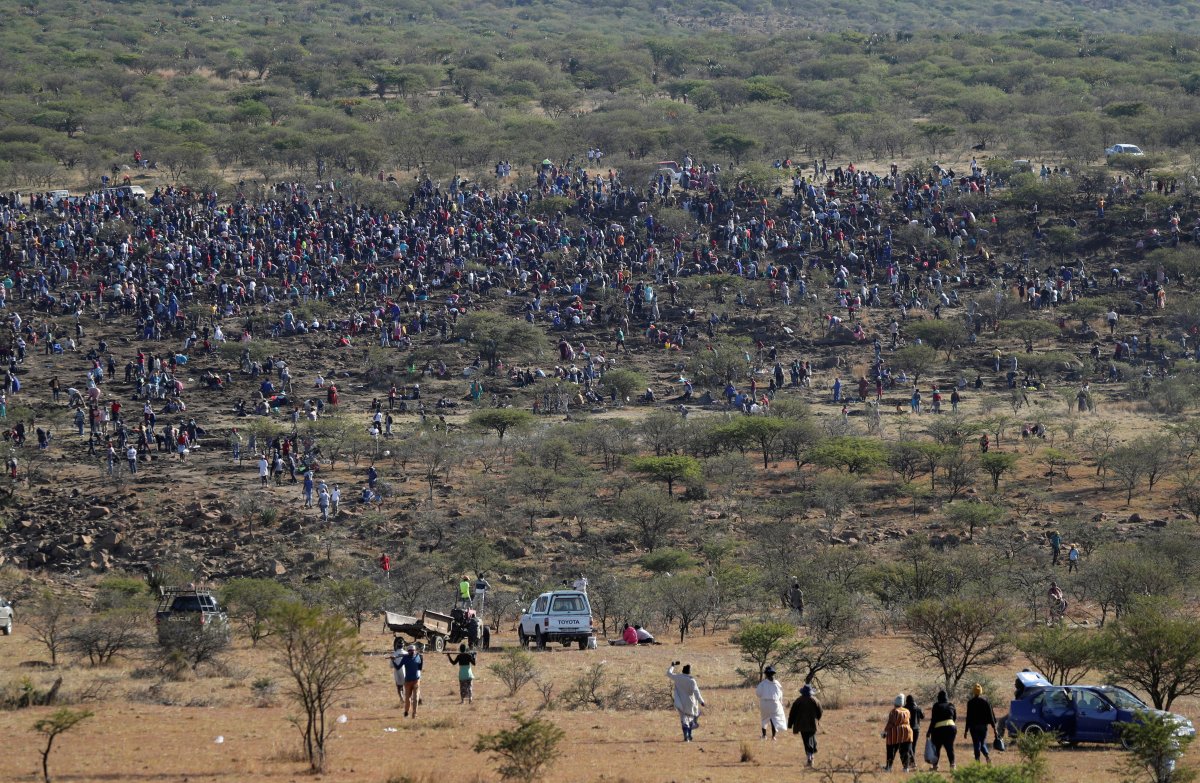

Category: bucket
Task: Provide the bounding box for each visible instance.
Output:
[586,636,598,650]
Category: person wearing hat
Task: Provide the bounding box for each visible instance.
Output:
[667,661,705,742]
[966,683,998,763]
[787,684,823,766]
[883,694,915,771]
[393,643,424,718]
[755,666,786,740]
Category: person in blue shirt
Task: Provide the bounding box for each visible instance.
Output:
[393,644,423,717]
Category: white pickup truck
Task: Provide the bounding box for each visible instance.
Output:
[0,596,13,635]
[518,590,593,650]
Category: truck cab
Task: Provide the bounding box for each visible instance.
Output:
[518,590,593,649]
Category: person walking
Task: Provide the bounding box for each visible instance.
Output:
[667,662,705,742]
[928,690,958,771]
[755,666,786,740]
[303,471,314,508]
[1049,530,1062,566]
[966,683,998,764]
[393,643,423,717]
[1067,544,1079,573]
[883,694,914,772]
[788,684,823,766]
[258,454,269,487]
[446,643,476,705]
[905,694,925,767]
[379,552,391,579]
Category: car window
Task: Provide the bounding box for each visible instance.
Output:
[1043,689,1074,717]
[1076,690,1108,712]
[533,597,548,613]
[1100,688,1146,711]
[550,595,586,613]
[169,596,215,612]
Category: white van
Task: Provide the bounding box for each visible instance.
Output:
[102,185,147,200]
[1105,144,1144,157]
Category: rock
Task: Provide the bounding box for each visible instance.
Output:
[49,545,70,561]
[1128,513,1142,524]
[76,534,93,548]
[1092,513,1107,523]
[86,506,111,520]
[272,560,287,576]
[99,532,123,550]
[1149,519,1168,528]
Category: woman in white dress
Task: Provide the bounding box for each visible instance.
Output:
[755,666,786,740]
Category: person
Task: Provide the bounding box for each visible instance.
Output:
[474,573,491,611]
[966,683,998,764]
[1049,530,1062,566]
[788,582,804,619]
[446,643,476,705]
[634,624,655,644]
[1067,544,1079,573]
[573,573,588,593]
[612,622,639,646]
[258,454,269,487]
[458,575,472,606]
[788,684,823,767]
[928,690,957,771]
[756,666,786,740]
[905,694,924,766]
[379,552,391,579]
[667,662,705,742]
[1048,581,1066,623]
[883,694,914,772]
[393,643,423,717]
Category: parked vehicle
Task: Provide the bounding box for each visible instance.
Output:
[154,588,228,642]
[1007,671,1195,747]
[0,597,13,635]
[518,590,593,649]
[384,606,488,652]
[1105,144,1144,157]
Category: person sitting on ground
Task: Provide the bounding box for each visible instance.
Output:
[610,622,639,646]
[634,624,656,644]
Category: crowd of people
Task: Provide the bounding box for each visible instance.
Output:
[0,151,1189,519]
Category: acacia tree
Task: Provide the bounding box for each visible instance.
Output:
[33,708,92,783]
[220,578,293,646]
[269,602,364,772]
[715,417,788,469]
[469,409,534,441]
[628,455,701,496]
[732,620,801,680]
[1104,597,1200,711]
[26,590,73,665]
[907,320,969,360]
[980,452,1020,492]
[1017,626,1105,685]
[906,597,1015,695]
[616,486,686,551]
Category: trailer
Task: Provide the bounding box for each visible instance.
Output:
[384,607,489,652]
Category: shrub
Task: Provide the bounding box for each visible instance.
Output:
[489,648,539,697]
[474,713,564,783]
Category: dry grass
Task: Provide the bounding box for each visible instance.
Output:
[1,623,1197,782]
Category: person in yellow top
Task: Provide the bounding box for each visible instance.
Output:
[458,575,472,606]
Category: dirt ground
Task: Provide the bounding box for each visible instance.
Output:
[2,623,1196,783]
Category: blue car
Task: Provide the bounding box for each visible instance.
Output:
[1007,671,1195,747]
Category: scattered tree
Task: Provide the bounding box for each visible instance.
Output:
[33,708,92,783]
[269,602,365,772]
